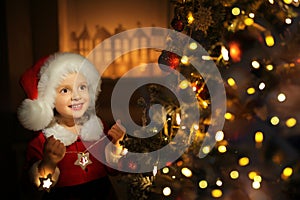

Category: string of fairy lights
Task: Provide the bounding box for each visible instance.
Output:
[151,0,299,199]
[119,0,300,199]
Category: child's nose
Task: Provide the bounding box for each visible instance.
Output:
[72,90,81,100]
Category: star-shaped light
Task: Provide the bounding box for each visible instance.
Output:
[39,174,53,192]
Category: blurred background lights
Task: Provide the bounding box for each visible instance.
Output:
[265,64,274,71]
[181,167,193,177]
[232,7,240,15]
[239,157,250,166]
[247,87,256,95]
[211,189,223,198]
[277,93,286,102]
[221,46,229,61]
[187,11,194,24]
[283,0,293,4]
[258,82,265,90]
[254,175,262,183]
[265,33,275,47]
[285,117,297,127]
[189,42,197,50]
[162,187,171,196]
[270,116,280,125]
[251,60,260,69]
[244,17,254,26]
[218,145,227,153]
[252,181,261,189]
[216,179,222,186]
[255,131,264,143]
[199,180,208,189]
[181,55,189,64]
[248,171,258,180]
[215,131,224,141]
[162,167,169,174]
[230,170,239,179]
[281,167,293,180]
[285,17,292,24]
[249,12,255,18]
[179,80,190,89]
[202,146,211,154]
[227,77,236,87]
[224,112,235,120]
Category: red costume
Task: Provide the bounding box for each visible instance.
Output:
[17,52,123,199]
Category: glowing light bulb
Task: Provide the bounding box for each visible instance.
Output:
[199,180,208,189]
[232,7,240,15]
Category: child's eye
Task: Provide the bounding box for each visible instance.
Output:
[79,84,87,91]
[60,88,69,94]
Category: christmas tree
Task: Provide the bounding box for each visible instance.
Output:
[116,0,300,199]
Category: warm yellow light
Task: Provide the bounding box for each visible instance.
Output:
[265,35,275,47]
[239,157,250,166]
[163,187,171,196]
[232,7,240,16]
[215,131,224,141]
[270,116,280,125]
[162,167,169,174]
[252,181,261,189]
[254,175,262,182]
[181,55,189,64]
[266,64,274,71]
[286,118,297,128]
[211,189,223,198]
[282,167,293,177]
[252,60,260,69]
[218,145,227,153]
[224,112,235,120]
[244,17,254,26]
[283,0,293,4]
[187,12,194,24]
[277,93,286,102]
[255,131,264,143]
[227,78,236,87]
[247,87,255,95]
[249,13,255,18]
[202,146,211,154]
[230,170,239,179]
[181,167,193,177]
[189,42,198,50]
[179,80,190,89]
[248,171,257,180]
[199,180,208,189]
[285,18,292,24]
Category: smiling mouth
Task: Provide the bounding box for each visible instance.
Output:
[69,103,84,110]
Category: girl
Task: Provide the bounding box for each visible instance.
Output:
[17,52,125,199]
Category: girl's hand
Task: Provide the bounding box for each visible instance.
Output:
[107,119,126,148]
[39,136,66,175]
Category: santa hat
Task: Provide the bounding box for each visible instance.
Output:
[17,52,101,131]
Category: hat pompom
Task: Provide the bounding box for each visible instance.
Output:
[17,98,53,131]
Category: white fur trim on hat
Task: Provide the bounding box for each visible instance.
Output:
[18,52,101,131]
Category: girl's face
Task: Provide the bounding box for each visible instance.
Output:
[54,72,90,121]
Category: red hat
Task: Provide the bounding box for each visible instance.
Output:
[17,52,101,131]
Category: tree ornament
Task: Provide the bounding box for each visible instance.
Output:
[192,6,214,34]
[158,50,181,72]
[171,16,185,32]
[74,152,92,170]
[118,155,140,171]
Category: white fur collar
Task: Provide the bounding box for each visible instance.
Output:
[43,115,104,146]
